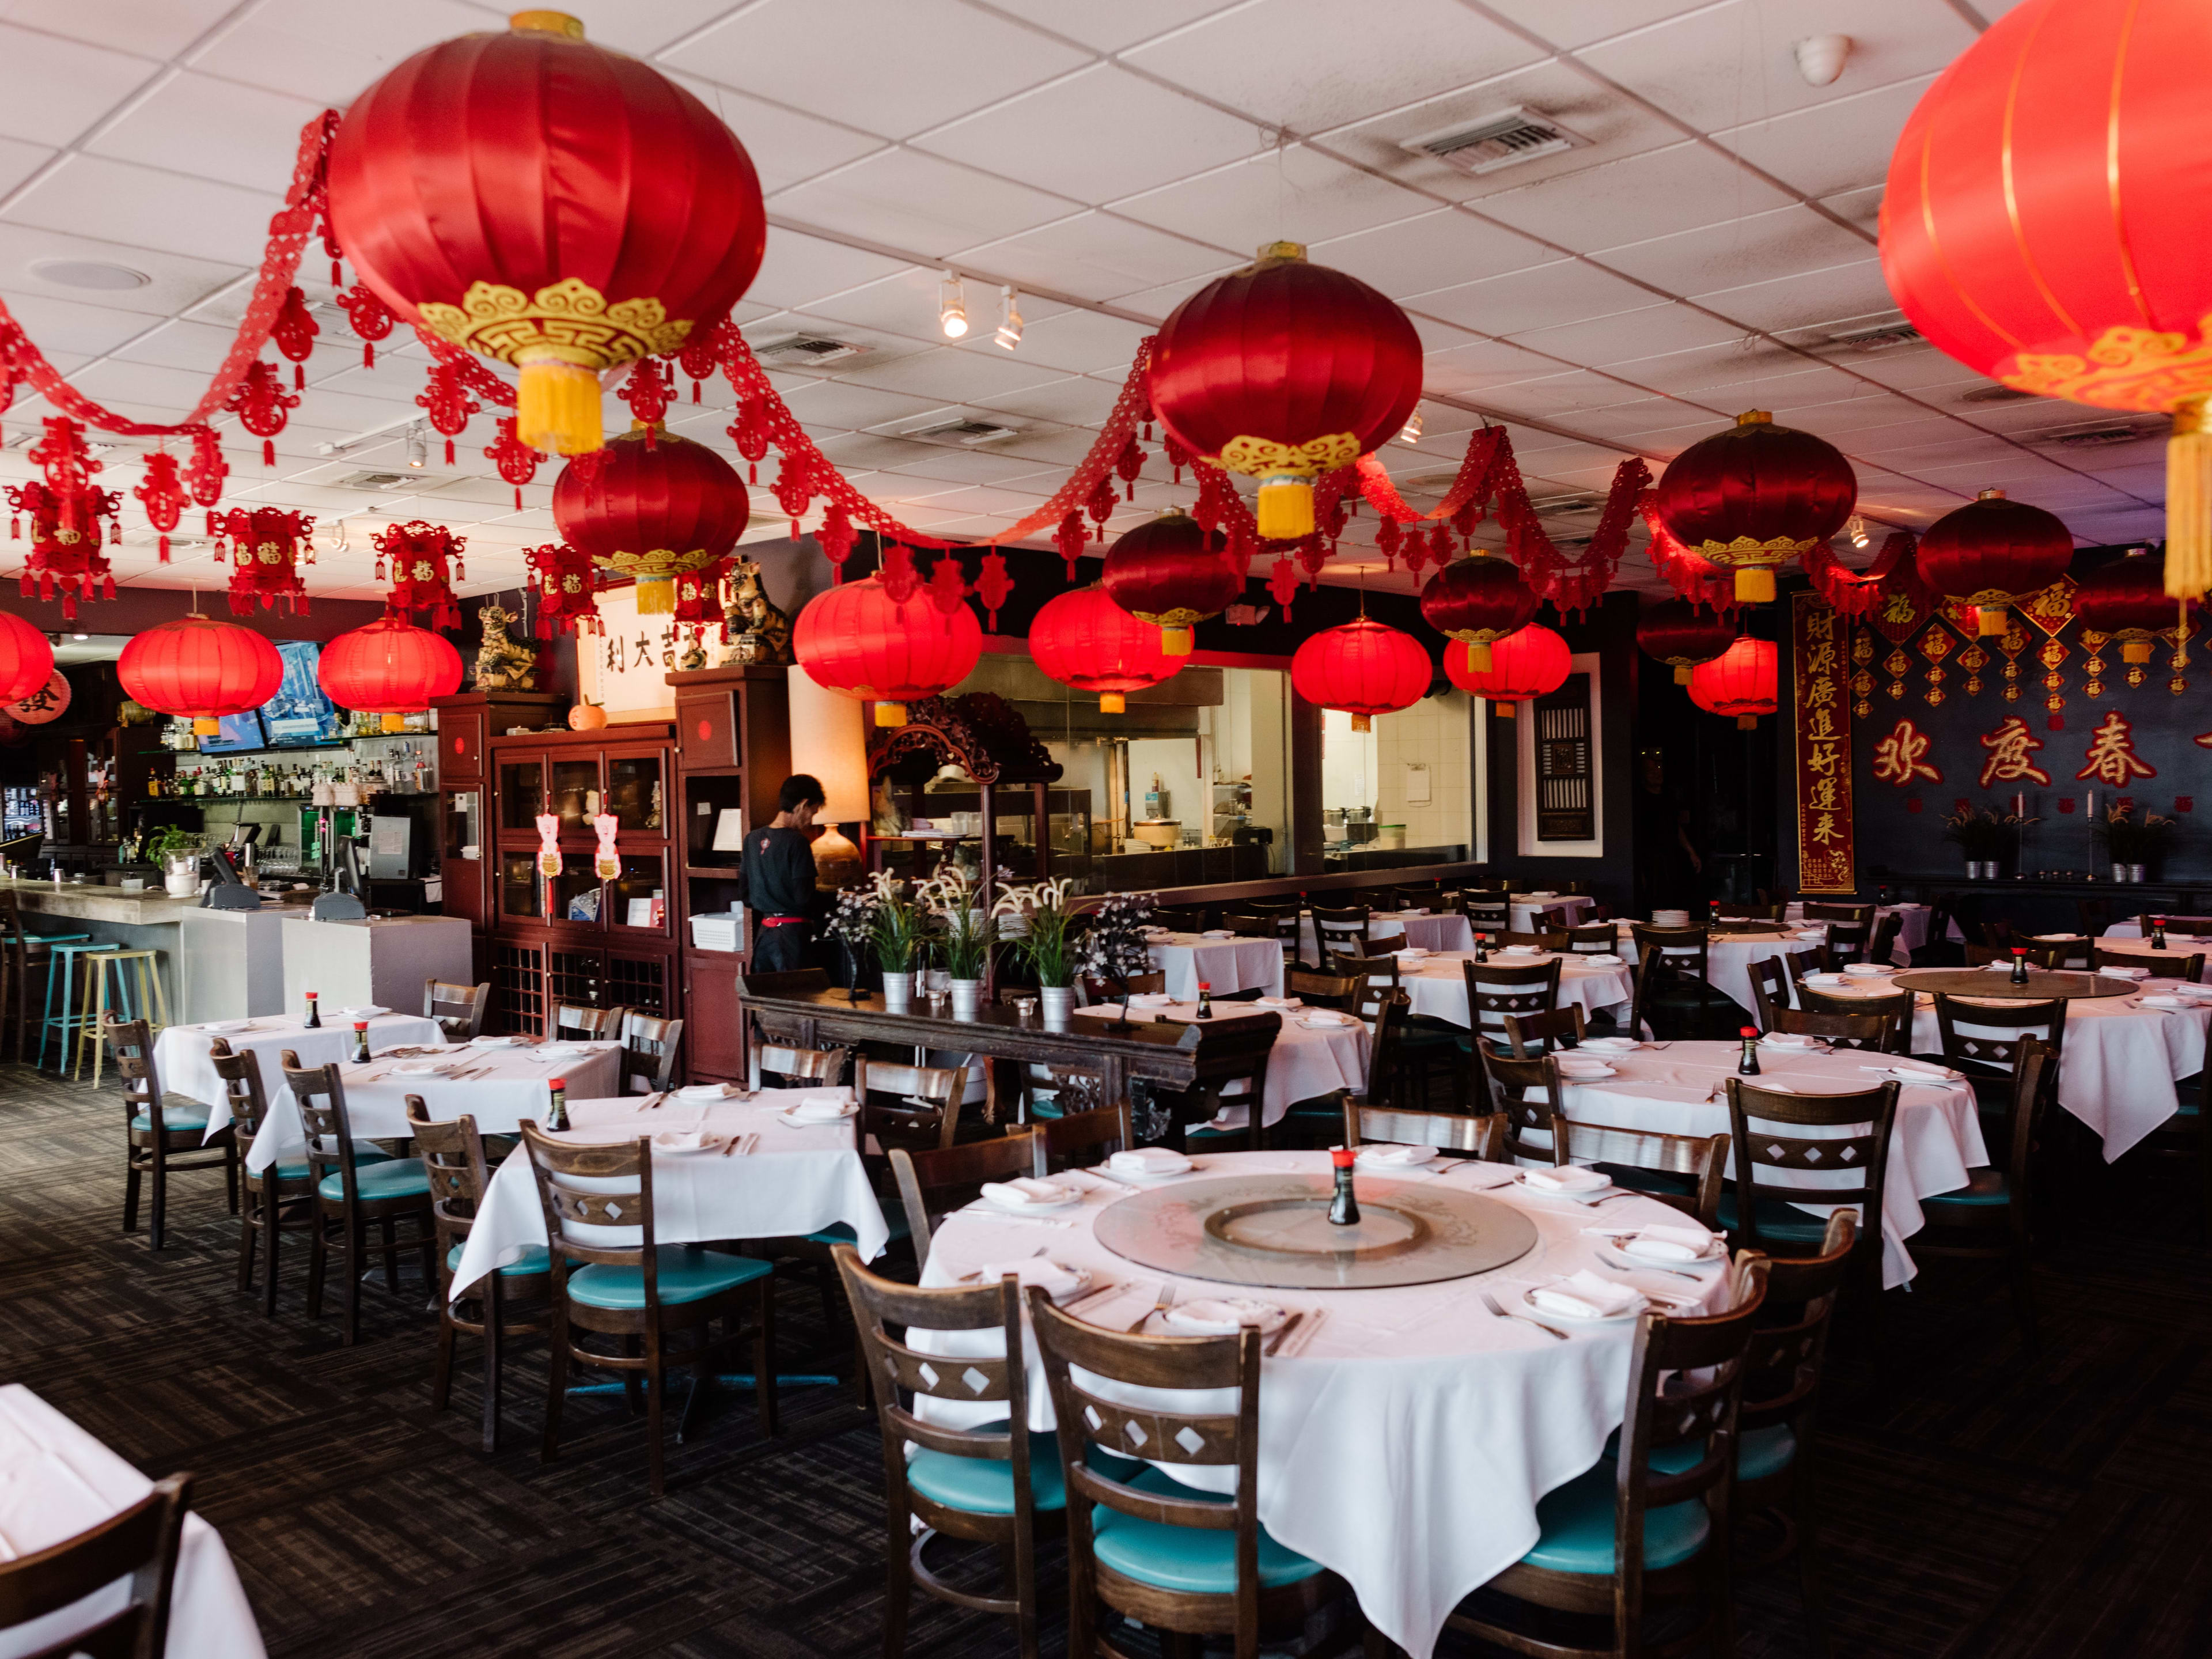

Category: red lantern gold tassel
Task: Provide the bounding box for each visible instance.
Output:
[2170,399,2212,601]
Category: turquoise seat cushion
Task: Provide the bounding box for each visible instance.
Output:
[908,1427,1067,1516]
[131,1105,211,1135]
[264,1147,389,1184]
[1522,1459,1711,1575]
[1028,1099,1066,1120]
[1923,1167,2009,1208]
[1736,1422,1797,1483]
[566,1245,771,1310]
[2175,1099,2200,1118]
[1089,1466,1324,1593]
[1715,1192,1834,1244]
[446,1241,550,1277]
[1184,1124,1244,1143]
[316,1157,431,1203]
[1599,1164,1698,1199]
[806,1211,911,1247]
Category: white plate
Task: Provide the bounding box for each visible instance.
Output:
[1552,1063,1617,1082]
[980,1182,1082,1212]
[1841,964,1886,977]
[1395,948,1430,960]
[1578,1037,1639,1051]
[1513,1170,1616,1202]
[471,1035,525,1046]
[1199,930,1235,939]
[391,1060,446,1077]
[1620,1233,1724,1265]
[341,1006,389,1020]
[652,1128,726,1155]
[2140,994,2186,1009]
[1164,1298,1289,1336]
[778,1101,859,1126]
[1254,997,1302,1009]
[540,1043,594,1060]
[1355,1145,1437,1171]
[1298,1011,1356,1027]
[204,1020,252,1033]
[1793,931,1828,941]
[1760,1035,1822,1048]
[1127,993,1175,1006]
[1107,1153,1194,1181]
[1520,1284,1642,1324]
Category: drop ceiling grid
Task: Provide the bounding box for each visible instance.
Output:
[0,0,2162,603]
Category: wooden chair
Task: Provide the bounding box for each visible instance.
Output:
[1708,918,1775,936]
[1286,967,1361,1013]
[1342,1101,1506,1160]
[0,888,89,1065]
[616,1012,684,1093]
[1736,900,1786,922]
[1931,993,2066,1123]
[1463,957,1563,1052]
[1462,894,1511,938]
[1478,1044,1565,1165]
[554,1002,627,1041]
[1914,1036,2053,1347]
[1911,895,1962,967]
[835,1247,1063,1659]
[1782,945,1830,982]
[1802,902,1874,926]
[0,1472,192,1659]
[1733,1210,1858,1656]
[887,1132,1042,1270]
[1866,912,1903,968]
[1628,925,1732,1038]
[1818,919,1872,968]
[1150,903,1208,933]
[411,1099,550,1452]
[1446,1258,1771,1659]
[1031,1103,1132,1173]
[1498,927,1571,952]
[210,1039,341,1316]
[1346,990,1410,1126]
[1223,912,1278,940]
[1793,987,1914,1053]
[1028,1289,1355,1659]
[1768,1003,1906,1055]
[1722,1077,1899,1306]
[2137,912,2212,935]
[281,1053,437,1346]
[1551,1109,1728,1227]
[750,1041,848,1090]
[113,1014,236,1253]
[2094,946,2205,981]
[858,1055,972,1153]
[1078,969,1168,1006]
[1310,902,1372,963]
[1565,921,1620,955]
[1749,956,1793,1028]
[1500,1004,1586,1057]
[523,1121,777,1498]
[425,977,491,1041]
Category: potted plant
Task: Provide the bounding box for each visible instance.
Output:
[148,827,202,897]
[917,868,992,1020]
[2094,802,2174,882]
[864,872,927,1011]
[994,876,1079,1028]
[1074,891,1157,1029]
[1940,806,2005,878]
[823,885,880,1004]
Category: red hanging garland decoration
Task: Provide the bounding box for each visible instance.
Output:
[482,416,542,509]
[771,451,813,539]
[728,394,772,483]
[618,358,675,437]
[210,507,313,615]
[373,520,464,630]
[336,284,393,367]
[1114,434,1146,501]
[134,452,186,563]
[416,361,480,467]
[526,542,603,638]
[7,417,118,619]
[223,360,299,468]
[817,501,858,583]
[270,285,318,388]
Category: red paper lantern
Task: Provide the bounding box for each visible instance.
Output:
[319,615,464,731]
[1915,490,2076,638]
[1150,243,1422,540]
[372,521,465,631]
[1687,636,1778,729]
[326,10,766,457]
[6,671,69,726]
[0,612,55,705]
[1290,618,1431,732]
[2076,548,2180,664]
[1444,624,1571,717]
[1879,0,2212,598]
[210,507,314,616]
[525,542,603,637]
[1635,600,1739,685]
[1029,585,1181,714]
[1420,556,1538,671]
[7,417,118,621]
[552,426,748,614]
[1653,411,1856,604]
[118,614,282,737]
[794,571,982,726]
[1100,510,1241,656]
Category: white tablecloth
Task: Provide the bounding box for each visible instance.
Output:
[1397,952,1635,1029]
[1146,934,1285,999]
[160,1012,447,1119]
[1298,911,1477,961]
[1541,1039,1983,1288]
[0,1386,265,1659]
[1075,1003,1368,1131]
[230,1039,625,1173]
[1806,968,2210,1159]
[2103,919,2209,940]
[1784,902,1929,965]
[1510,895,1596,933]
[2089,931,2210,974]
[1616,926,1818,1015]
[910,1150,1730,1659]
[453,1089,890,1294]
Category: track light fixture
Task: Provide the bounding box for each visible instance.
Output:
[405,423,429,469]
[1847,513,1869,550]
[1398,411,1423,445]
[939,272,968,339]
[995,285,1022,350]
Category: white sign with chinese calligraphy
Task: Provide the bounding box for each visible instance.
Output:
[577,582,683,721]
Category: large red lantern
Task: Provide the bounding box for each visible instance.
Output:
[1444,624,1571,717]
[1420,556,1537,671]
[1880,0,2212,598]
[1030,586,1181,714]
[118,613,282,737]
[2076,548,2180,664]
[794,571,982,726]
[552,426,748,613]
[319,615,464,732]
[1150,243,1422,540]
[327,10,766,457]
[1914,490,2075,638]
[0,612,55,705]
[1100,511,1241,655]
[1290,618,1431,732]
[1636,600,1739,685]
[1687,637,1779,729]
[1653,411,1856,604]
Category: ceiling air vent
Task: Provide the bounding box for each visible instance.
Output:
[1402,107,1589,176]
[1959,383,2039,404]
[1528,491,1603,516]
[911,418,1020,446]
[1825,320,1925,353]
[2037,418,2165,450]
[753,334,863,368]
[338,469,426,490]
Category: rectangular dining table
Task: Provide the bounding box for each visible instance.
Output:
[1145,931,1286,998]
[1072,1000,1368,1130]
[159,1009,448,1120]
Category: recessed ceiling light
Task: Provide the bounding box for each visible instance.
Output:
[29,259,151,291]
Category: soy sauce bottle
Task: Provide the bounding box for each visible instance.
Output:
[546,1077,569,1132]
[2010,946,2031,986]
[1328,1145,1361,1226]
[1474,932,1491,963]
[350,1020,371,1064]
[2152,916,2169,951]
[1737,1025,1762,1075]
[1195,981,1213,1020]
[304,991,320,1029]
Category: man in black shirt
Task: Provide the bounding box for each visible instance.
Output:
[743,774,826,974]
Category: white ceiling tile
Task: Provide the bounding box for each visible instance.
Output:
[1407,259,1660,337]
[963,213,1231,305]
[1711,74,1936,202]
[0,22,158,146]
[771,149,1078,261]
[969,309,1149,376]
[967,376,1119,425]
[777,378,957,432]
[548,0,738,55]
[85,70,325,194]
[665,0,1092,141]
[833,343,1067,404]
[0,134,52,197]
[657,73,891,197]
[979,0,1244,53]
[1474,1,1705,51]
[915,64,1262,205]
[1508,302,1745,366]
[744,230,914,311]
[0,290,158,357]
[1817,183,1883,234]
[1419,336,1580,395]
[1592,203,1870,297]
[1688,257,1896,335]
[1474,142,1795,252]
[9,156,276,266]
[2,0,238,59]
[1307,208,1551,297]
[1114,147,1431,253]
[187,0,494,107]
[1477,369,1657,422]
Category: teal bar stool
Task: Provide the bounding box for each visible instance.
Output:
[41,939,115,1074]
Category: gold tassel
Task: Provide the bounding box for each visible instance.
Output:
[1978,604,2008,637]
[516,357,603,456]
[2123,640,2154,664]
[873,701,906,726]
[193,717,219,737]
[2166,396,2212,601]
[1100,692,1126,713]
[1734,567,1776,604]
[1350,713,1372,732]
[1470,640,1494,673]
[1495,702,1516,719]
[1255,475,1314,539]
[381,713,407,733]
[1737,714,1758,730]
[1673,664,1692,685]
[632,576,674,615]
[1160,624,1193,656]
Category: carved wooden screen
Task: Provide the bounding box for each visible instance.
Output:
[1533,674,1595,842]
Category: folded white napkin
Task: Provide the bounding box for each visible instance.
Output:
[978,1177,1075,1209]
[679,1082,745,1100]
[1529,1270,1643,1320]
[1128,992,1175,1006]
[787,1096,854,1122]
[1794,931,1828,941]
[1165,1297,1286,1335]
[1199,929,1235,939]
[1868,1058,1960,1080]
[2167,982,2212,999]
[1299,1011,1354,1027]
[1254,996,1303,1009]
[342,1006,389,1020]
[651,1128,721,1153]
[974,1257,1088,1300]
[1357,1142,1435,1167]
[1108,1147,1189,1176]
[1579,1036,1639,1051]
[1552,1059,1614,1079]
[1842,964,1886,976]
[1761,1033,1819,1047]
[1400,907,1429,916]
[1623,1222,1723,1263]
[2103,965,2151,979]
[1576,953,1625,966]
[1521,1165,1610,1194]
[2034,933,2083,942]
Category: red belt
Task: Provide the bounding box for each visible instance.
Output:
[760,915,808,927]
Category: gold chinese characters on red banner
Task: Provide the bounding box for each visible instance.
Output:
[1793,593,1854,893]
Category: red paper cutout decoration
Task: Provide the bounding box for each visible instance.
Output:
[373,520,464,630]
[222,359,299,467]
[482,416,542,509]
[525,543,603,637]
[1870,718,1942,787]
[671,559,729,642]
[7,417,118,619]
[134,452,187,563]
[336,283,394,366]
[185,429,227,508]
[2073,709,2155,785]
[1976,715,2052,788]
[209,507,313,615]
[618,358,675,435]
[270,285,318,387]
[416,361,480,467]
[975,551,1013,631]
[817,501,858,584]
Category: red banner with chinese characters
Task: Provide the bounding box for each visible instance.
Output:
[1793,592,1855,893]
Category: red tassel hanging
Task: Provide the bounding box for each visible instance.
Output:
[375,553,386,581]
[262,440,275,467]
[514,486,522,509]
[158,534,169,562]
[444,437,456,466]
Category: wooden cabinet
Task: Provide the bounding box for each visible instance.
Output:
[431,690,562,957]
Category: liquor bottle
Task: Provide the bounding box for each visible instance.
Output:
[2152,916,2169,951]
[303,991,321,1029]
[2010,947,2030,985]
[546,1077,570,1132]
[351,1020,371,1063]
[1327,1145,1361,1226]
[1195,981,1213,1019]
[1737,1026,1761,1075]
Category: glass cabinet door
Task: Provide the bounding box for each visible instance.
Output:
[499,853,544,921]
[609,853,669,933]
[607,754,665,835]
[551,757,600,829]
[499,758,544,831]
[550,854,604,925]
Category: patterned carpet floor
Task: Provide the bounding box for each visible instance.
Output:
[3,1061,2211,1658]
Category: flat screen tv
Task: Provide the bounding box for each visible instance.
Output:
[263,639,344,746]
[196,711,267,753]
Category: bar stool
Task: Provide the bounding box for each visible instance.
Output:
[0,894,90,1065]
[74,949,171,1085]
[40,940,117,1073]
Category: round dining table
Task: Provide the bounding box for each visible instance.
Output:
[909,1149,1733,1659]
[1615,924,1829,1013]
[1396,949,1635,1028]
[1145,931,1286,999]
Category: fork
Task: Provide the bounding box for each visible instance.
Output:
[1263,1311,1306,1357]
[633,1091,666,1113]
[1483,1288,1568,1342]
[1131,1282,1175,1333]
[1600,1248,1705,1283]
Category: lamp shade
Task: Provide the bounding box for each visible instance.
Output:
[785,665,871,823]
[2075,549,2179,664]
[0,612,55,704]
[1635,600,1738,685]
[1030,585,1181,713]
[319,615,464,731]
[793,570,982,726]
[1653,411,1857,603]
[1100,510,1241,654]
[1914,490,2075,637]
[118,614,283,736]
[1290,618,1431,732]
[1687,636,1778,728]
[1420,556,1538,669]
[552,427,749,613]
[1444,624,1571,717]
